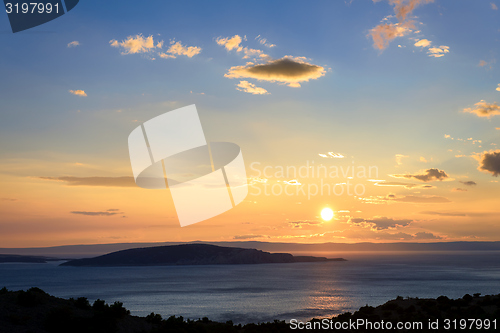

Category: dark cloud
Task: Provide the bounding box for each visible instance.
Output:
[225,57,326,87]
[71,210,123,216]
[459,180,477,186]
[452,188,467,192]
[350,216,412,230]
[476,150,500,176]
[0,198,17,201]
[413,231,442,240]
[393,168,449,182]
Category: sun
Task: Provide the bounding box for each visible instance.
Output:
[320,208,334,221]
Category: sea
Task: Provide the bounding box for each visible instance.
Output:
[1,251,499,324]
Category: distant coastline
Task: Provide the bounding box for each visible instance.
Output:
[1,241,500,259]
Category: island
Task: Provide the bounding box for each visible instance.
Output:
[59,243,346,267]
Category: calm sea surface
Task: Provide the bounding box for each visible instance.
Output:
[1,251,499,324]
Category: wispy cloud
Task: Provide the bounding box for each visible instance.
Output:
[236,80,269,95]
[350,216,412,230]
[463,100,500,118]
[216,35,267,59]
[373,181,434,189]
[164,41,202,58]
[459,180,477,186]
[369,0,435,50]
[225,56,326,88]
[69,89,87,97]
[369,21,413,50]
[40,176,136,187]
[71,209,124,217]
[492,2,498,10]
[496,84,500,91]
[392,168,449,182]
[110,34,200,59]
[319,152,344,158]
[67,41,79,48]
[395,154,408,165]
[110,34,159,54]
[427,45,450,58]
[414,38,431,47]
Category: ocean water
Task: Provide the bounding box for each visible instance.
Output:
[0,251,499,324]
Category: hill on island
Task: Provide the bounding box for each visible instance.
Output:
[60,243,346,267]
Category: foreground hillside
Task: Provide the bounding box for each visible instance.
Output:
[1,287,499,332]
[60,243,345,267]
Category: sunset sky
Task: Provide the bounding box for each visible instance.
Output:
[1,0,500,247]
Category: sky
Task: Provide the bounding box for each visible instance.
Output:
[1,0,500,247]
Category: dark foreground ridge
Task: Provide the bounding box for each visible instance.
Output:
[0,287,499,333]
[60,243,346,267]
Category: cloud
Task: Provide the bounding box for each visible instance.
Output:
[166,41,202,58]
[369,0,435,50]
[497,83,500,91]
[392,168,449,182]
[67,41,79,48]
[475,150,500,176]
[236,80,269,95]
[463,100,500,118]
[158,53,176,59]
[0,198,17,201]
[40,176,137,187]
[427,45,449,57]
[392,195,450,203]
[479,60,488,67]
[233,234,265,240]
[216,35,268,60]
[71,210,123,216]
[216,35,243,51]
[421,211,500,217]
[288,220,322,228]
[452,188,467,192]
[413,231,442,240]
[492,3,498,10]
[350,216,412,230]
[373,181,433,189]
[319,152,344,158]
[414,39,431,47]
[110,34,158,54]
[395,154,408,165]
[225,56,326,88]
[388,0,435,22]
[359,193,450,204]
[256,36,276,48]
[369,21,413,50]
[459,180,477,186]
[69,90,87,97]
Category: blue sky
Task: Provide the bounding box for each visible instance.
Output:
[1,0,500,246]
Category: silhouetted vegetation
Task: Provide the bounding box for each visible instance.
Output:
[1,287,499,332]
